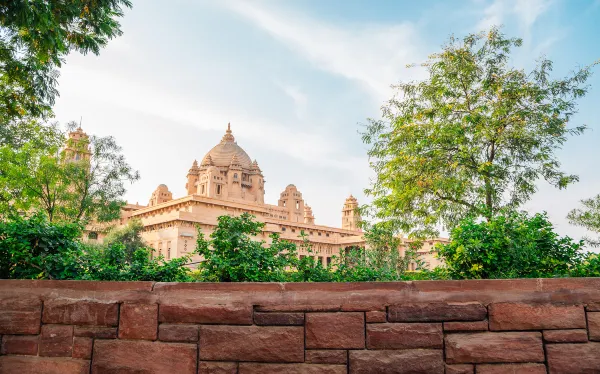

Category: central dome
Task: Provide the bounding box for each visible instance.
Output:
[201,124,253,169]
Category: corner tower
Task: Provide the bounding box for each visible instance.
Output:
[342,195,361,231]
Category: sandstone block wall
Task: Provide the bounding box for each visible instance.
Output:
[0,279,600,373]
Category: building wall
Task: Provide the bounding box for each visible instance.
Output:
[0,279,599,373]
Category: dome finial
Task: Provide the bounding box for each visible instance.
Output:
[221,122,235,143]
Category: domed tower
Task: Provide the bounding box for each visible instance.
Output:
[191,124,265,203]
[278,184,305,223]
[342,195,361,231]
[63,126,91,162]
[149,184,173,207]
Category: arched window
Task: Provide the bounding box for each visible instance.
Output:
[88,232,98,240]
[234,173,238,179]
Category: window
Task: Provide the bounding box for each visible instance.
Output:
[216,185,222,195]
[158,242,163,257]
[295,201,299,209]
[283,201,286,207]
[326,233,330,237]
[318,256,323,265]
[318,232,322,236]
[167,241,171,260]
[281,227,286,232]
[327,257,332,266]
[310,231,313,235]
[201,185,205,194]
[234,173,238,179]
[75,153,81,161]
[88,232,98,240]
[291,229,296,233]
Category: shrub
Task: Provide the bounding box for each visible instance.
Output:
[437,211,584,279]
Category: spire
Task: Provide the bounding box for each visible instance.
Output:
[201,154,214,166]
[221,122,235,143]
[251,159,261,173]
[193,159,198,168]
[230,154,242,169]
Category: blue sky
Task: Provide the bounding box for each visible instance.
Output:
[53,0,600,242]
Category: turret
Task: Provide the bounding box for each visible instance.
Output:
[149,184,173,207]
[63,126,91,162]
[304,205,315,224]
[342,195,361,231]
[278,184,305,223]
[185,160,200,195]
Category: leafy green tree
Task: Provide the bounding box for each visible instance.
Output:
[567,194,600,247]
[437,211,584,279]
[362,27,597,237]
[196,213,298,282]
[0,0,132,125]
[103,218,146,259]
[0,123,139,223]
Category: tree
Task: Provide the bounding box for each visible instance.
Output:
[103,218,146,259]
[567,194,600,247]
[362,27,597,237]
[0,0,132,125]
[437,211,584,279]
[0,123,139,223]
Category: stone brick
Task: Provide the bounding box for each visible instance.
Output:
[118,303,158,340]
[0,298,41,335]
[73,326,117,339]
[445,364,474,374]
[158,324,198,342]
[476,364,547,373]
[1,335,38,355]
[349,350,444,374]
[366,323,443,349]
[587,312,600,341]
[587,302,600,312]
[543,329,588,343]
[39,324,73,357]
[388,302,486,322]
[198,361,238,374]
[445,332,544,364]
[366,311,387,323]
[255,304,342,312]
[305,312,364,349]
[489,303,586,331]
[444,320,488,332]
[43,299,118,326]
[305,350,347,364]
[238,363,347,374]
[254,312,304,325]
[0,356,90,374]
[199,325,303,362]
[159,303,252,324]
[72,337,92,360]
[92,339,196,374]
[547,343,600,373]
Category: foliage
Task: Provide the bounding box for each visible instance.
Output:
[570,252,600,278]
[437,211,584,279]
[362,27,597,237]
[0,213,83,280]
[567,194,600,247]
[196,213,298,282]
[0,214,194,282]
[0,0,132,124]
[103,218,147,260]
[0,122,139,223]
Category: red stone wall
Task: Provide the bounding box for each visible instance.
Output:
[0,279,600,373]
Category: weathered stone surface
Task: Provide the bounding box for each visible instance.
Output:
[388,302,486,322]
[444,320,488,332]
[158,324,198,342]
[547,343,600,373]
[543,329,588,343]
[238,363,347,374]
[1,335,38,355]
[0,298,41,335]
[366,323,443,349]
[0,356,89,374]
[305,350,347,364]
[254,312,304,325]
[588,312,600,341]
[349,350,444,374]
[39,324,73,357]
[305,312,364,349]
[198,361,238,374]
[73,326,117,339]
[92,339,196,374]
[366,311,387,323]
[489,303,586,331]
[445,364,474,374]
[118,303,158,340]
[476,364,547,374]
[43,299,118,326]
[255,304,342,312]
[199,325,303,362]
[159,303,252,324]
[587,302,600,312]
[72,337,92,360]
[445,332,544,364]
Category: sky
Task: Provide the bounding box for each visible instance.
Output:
[53,0,600,243]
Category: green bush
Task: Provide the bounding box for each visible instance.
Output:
[437,211,584,279]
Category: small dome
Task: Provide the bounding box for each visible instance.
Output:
[158,184,169,190]
[201,124,253,169]
[286,184,297,189]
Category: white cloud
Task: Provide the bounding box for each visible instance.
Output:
[275,81,308,119]
[476,0,551,34]
[222,0,427,102]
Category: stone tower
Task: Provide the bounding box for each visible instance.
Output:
[63,127,91,162]
[342,195,361,231]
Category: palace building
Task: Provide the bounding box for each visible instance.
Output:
[82,125,446,268]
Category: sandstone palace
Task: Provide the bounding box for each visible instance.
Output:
[81,125,445,269]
